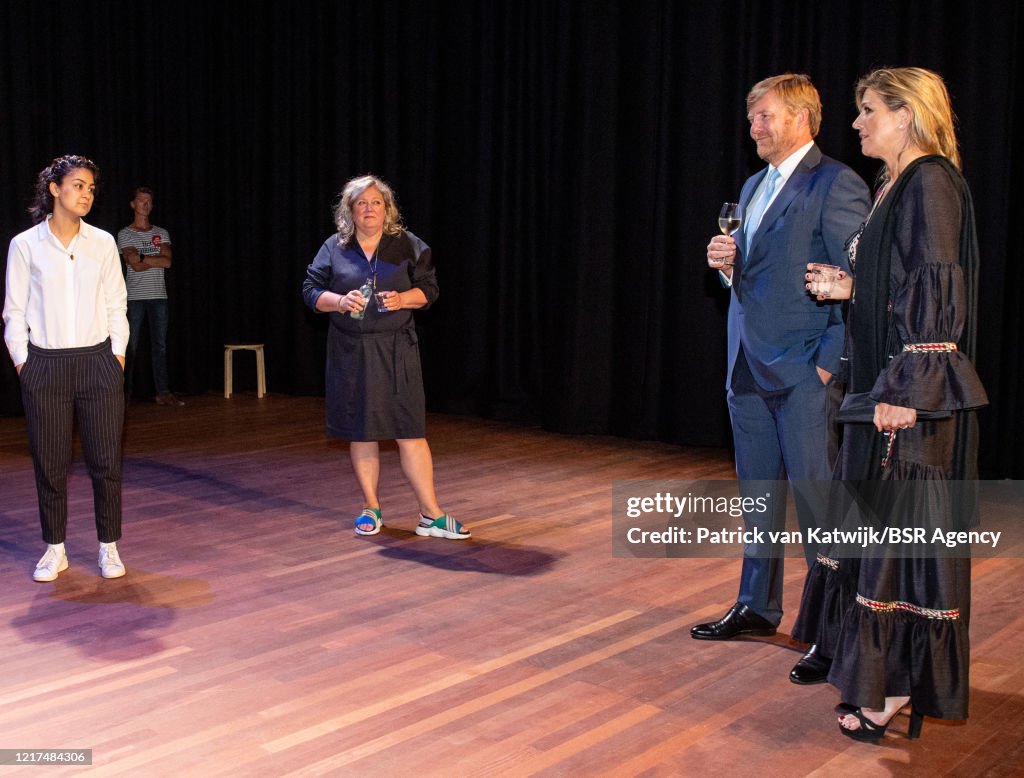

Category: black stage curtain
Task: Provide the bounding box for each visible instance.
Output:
[1,1,1020,477]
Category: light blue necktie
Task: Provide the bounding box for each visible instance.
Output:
[745,167,781,255]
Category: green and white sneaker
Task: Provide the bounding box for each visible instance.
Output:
[415,513,471,540]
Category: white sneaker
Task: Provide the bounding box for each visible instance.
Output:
[33,547,69,582]
[98,544,126,579]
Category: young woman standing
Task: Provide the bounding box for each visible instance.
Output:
[3,155,130,581]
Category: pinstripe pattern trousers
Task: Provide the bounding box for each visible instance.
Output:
[19,340,125,544]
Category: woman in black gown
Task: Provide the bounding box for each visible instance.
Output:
[794,68,987,741]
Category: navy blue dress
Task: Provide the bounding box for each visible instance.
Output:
[303,230,438,440]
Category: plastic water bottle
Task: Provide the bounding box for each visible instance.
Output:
[349,278,374,320]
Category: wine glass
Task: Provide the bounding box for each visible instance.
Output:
[712,202,742,269]
[718,202,742,237]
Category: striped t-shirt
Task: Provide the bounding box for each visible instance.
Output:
[117,225,172,300]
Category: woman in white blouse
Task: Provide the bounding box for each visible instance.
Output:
[3,155,130,582]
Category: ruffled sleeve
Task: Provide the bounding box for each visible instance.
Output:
[871,261,987,410]
[868,165,988,412]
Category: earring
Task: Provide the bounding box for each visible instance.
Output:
[899,123,905,129]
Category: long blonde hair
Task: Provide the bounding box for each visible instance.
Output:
[856,67,960,170]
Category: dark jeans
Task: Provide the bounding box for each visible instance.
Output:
[126,298,169,395]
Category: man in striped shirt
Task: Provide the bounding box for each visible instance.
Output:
[117,187,183,406]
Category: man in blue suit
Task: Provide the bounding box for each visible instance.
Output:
[692,74,870,683]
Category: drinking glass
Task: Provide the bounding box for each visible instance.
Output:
[718,202,742,237]
[807,263,842,299]
[712,202,742,268]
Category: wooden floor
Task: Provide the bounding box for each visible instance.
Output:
[0,394,1021,777]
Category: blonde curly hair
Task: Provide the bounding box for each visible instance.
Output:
[333,174,404,243]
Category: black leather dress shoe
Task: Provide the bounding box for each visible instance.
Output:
[690,603,777,640]
[789,643,832,684]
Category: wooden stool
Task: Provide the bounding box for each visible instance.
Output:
[224,344,266,398]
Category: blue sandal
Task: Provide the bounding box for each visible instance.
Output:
[354,507,383,536]
[415,513,471,540]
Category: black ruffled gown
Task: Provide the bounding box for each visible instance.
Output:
[792,156,988,719]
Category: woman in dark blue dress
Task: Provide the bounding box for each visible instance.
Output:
[303,175,470,540]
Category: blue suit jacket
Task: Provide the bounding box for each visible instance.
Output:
[727,144,870,391]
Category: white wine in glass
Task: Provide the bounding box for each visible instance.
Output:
[718,202,742,236]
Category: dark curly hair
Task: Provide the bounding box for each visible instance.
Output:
[29,154,100,224]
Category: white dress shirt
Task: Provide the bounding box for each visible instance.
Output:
[720,140,815,288]
[3,216,129,367]
[753,140,814,215]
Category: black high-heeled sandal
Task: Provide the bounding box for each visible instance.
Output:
[838,706,924,742]
[839,707,889,742]
[907,708,924,740]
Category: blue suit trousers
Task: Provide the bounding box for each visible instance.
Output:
[727,349,839,624]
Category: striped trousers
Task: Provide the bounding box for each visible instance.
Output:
[19,340,125,544]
